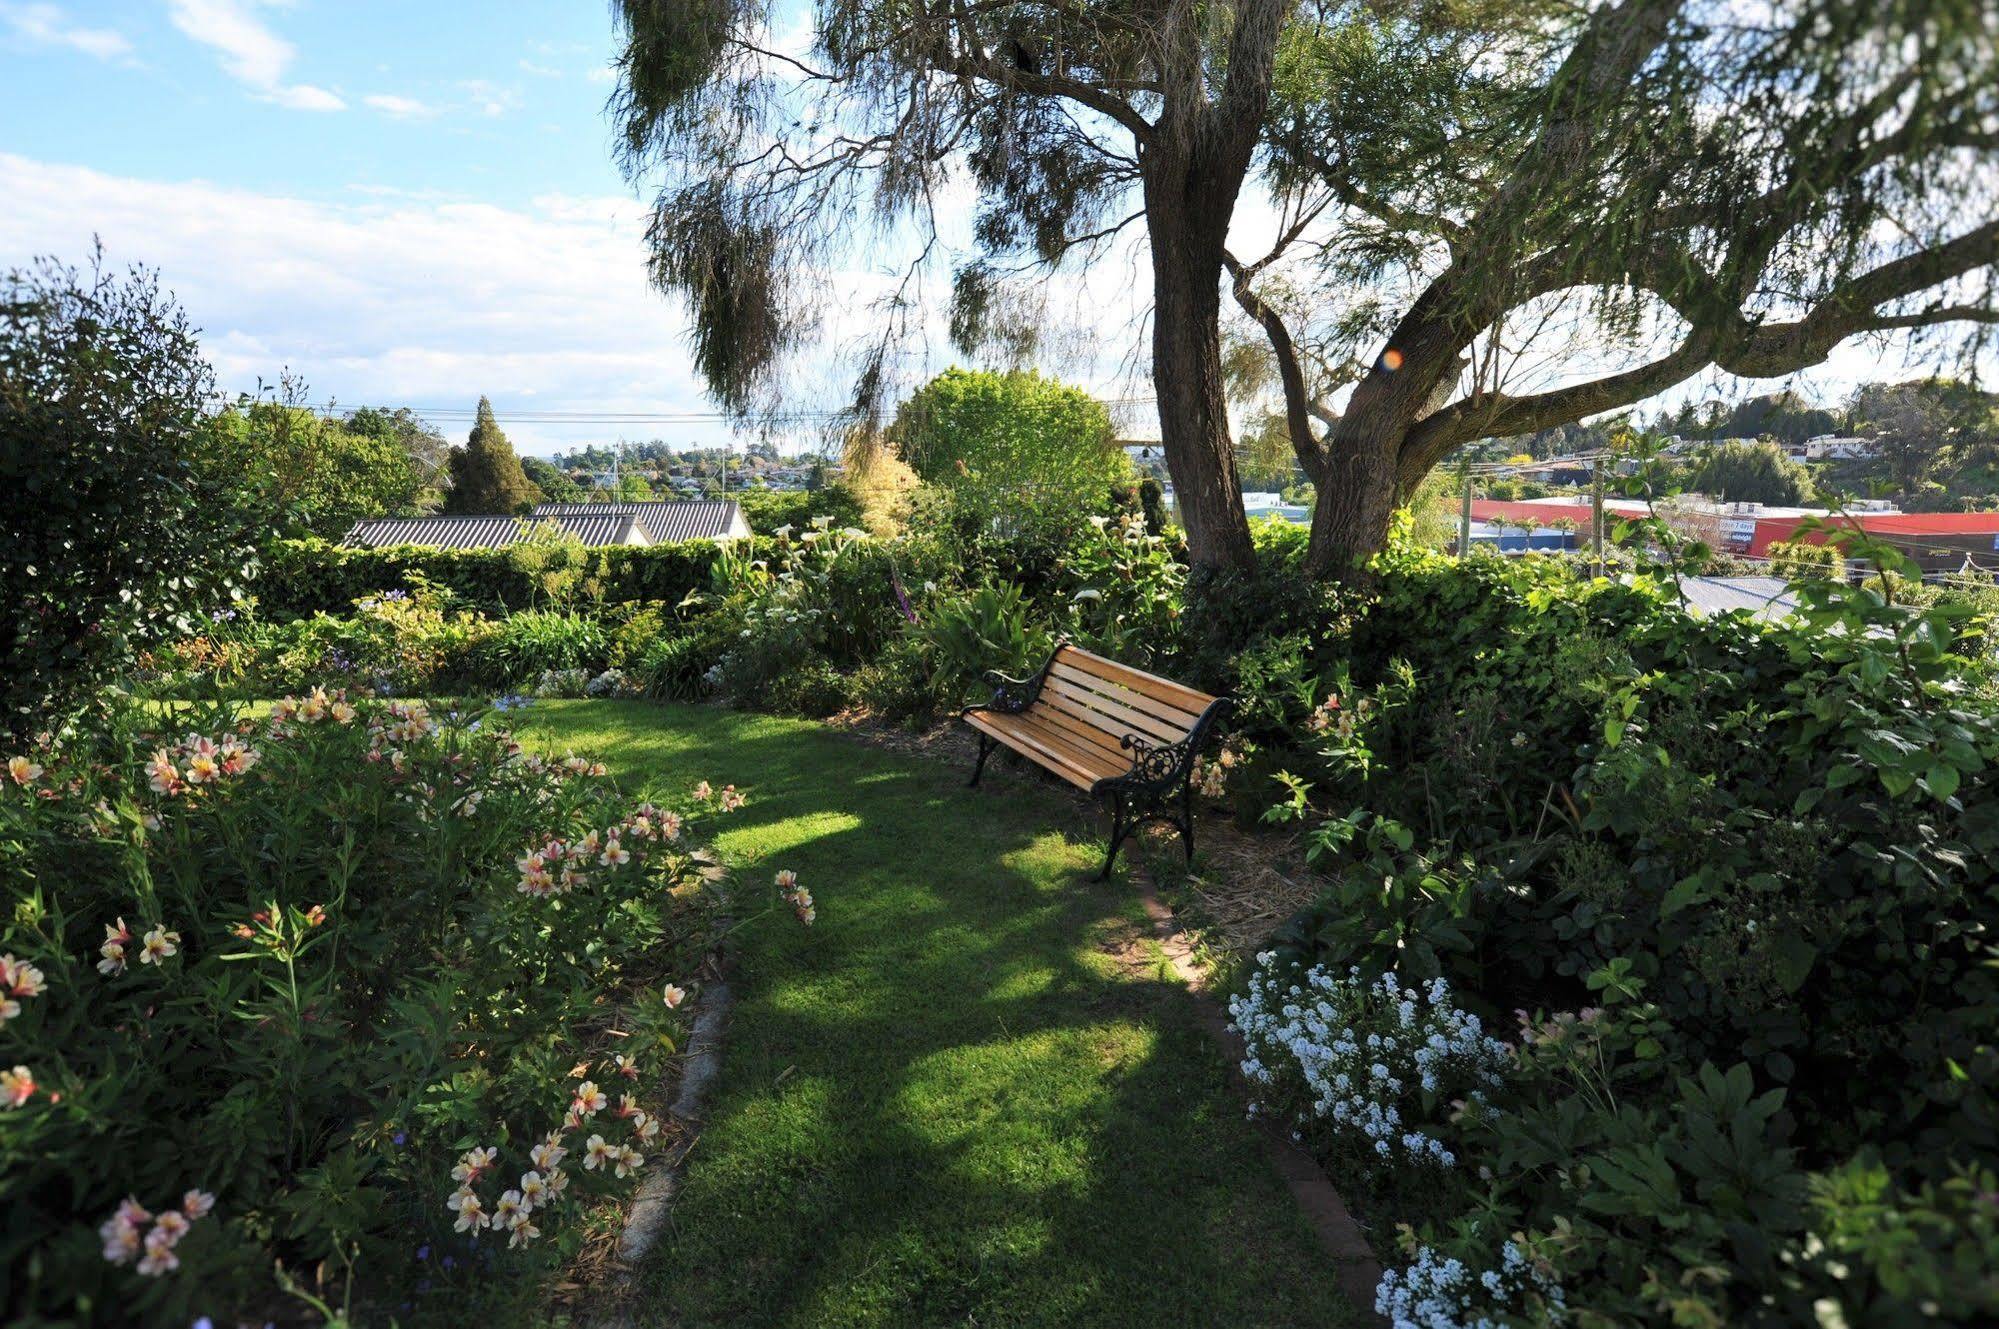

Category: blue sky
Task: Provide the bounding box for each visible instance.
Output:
[0,2,625,207]
[0,1,807,456]
[1,3,1986,462]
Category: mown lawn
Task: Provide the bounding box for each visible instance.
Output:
[518,700,1354,1329]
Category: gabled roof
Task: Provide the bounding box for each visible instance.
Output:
[343,513,644,550]
[530,500,748,543]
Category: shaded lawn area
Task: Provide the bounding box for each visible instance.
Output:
[521,701,1355,1329]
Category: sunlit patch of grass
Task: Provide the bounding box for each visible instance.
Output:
[525,700,1355,1329]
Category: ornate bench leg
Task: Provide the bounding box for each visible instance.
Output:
[968,732,997,788]
[1097,791,1131,881]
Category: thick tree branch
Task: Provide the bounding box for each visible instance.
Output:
[949,50,1156,142]
[1400,221,1998,468]
[1223,249,1328,482]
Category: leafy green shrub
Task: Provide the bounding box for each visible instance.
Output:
[1060,513,1185,667]
[0,252,255,734]
[916,583,1055,705]
[257,537,774,621]
[761,655,850,718]
[1245,531,1999,1325]
[481,611,611,683]
[0,690,783,1323]
[849,632,949,728]
[636,627,729,701]
[734,485,863,534]
[605,603,675,671]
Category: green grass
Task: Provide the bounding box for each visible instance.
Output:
[519,701,1355,1329]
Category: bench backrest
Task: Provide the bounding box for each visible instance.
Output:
[1031,644,1219,748]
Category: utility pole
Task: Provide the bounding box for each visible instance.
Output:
[1458,452,1474,557]
[1591,454,1606,575]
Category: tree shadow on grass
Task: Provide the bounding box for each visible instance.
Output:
[525,703,1355,1329]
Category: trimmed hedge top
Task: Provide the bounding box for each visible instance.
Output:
[255,536,778,619]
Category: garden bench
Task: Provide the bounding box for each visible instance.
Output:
[962,642,1232,878]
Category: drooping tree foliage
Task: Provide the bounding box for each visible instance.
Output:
[611,0,1997,579]
[1237,0,1998,573]
[610,0,1302,570]
[0,251,255,732]
[443,397,541,514]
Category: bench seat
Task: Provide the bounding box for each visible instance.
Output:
[961,642,1231,877]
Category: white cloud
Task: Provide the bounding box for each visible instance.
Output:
[166,0,345,111]
[363,93,435,118]
[0,152,741,452]
[458,78,521,117]
[0,2,131,59]
[266,82,344,112]
[518,59,563,78]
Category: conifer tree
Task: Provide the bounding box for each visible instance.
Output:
[443,397,540,513]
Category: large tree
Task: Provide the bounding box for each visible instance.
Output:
[889,367,1128,494]
[611,0,1997,579]
[443,397,541,514]
[1849,378,1999,502]
[610,0,1299,570]
[1686,440,1812,506]
[1236,0,1997,575]
[208,381,430,539]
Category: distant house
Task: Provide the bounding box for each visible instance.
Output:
[343,512,651,550]
[343,500,749,550]
[529,500,751,543]
[1803,435,1878,461]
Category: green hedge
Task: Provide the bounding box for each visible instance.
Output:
[255,536,778,619]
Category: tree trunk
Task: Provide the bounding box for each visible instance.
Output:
[1146,172,1255,573]
[1304,429,1402,581]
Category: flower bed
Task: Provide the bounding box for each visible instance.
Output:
[1225,544,1999,1325]
[0,689,788,1324]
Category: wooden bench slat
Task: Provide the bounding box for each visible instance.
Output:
[1029,702,1140,764]
[1008,713,1132,782]
[1056,645,1217,713]
[1047,659,1205,727]
[963,710,1101,789]
[1040,676,1189,747]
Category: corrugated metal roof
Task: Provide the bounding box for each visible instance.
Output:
[1678,576,1802,622]
[343,513,643,549]
[531,500,746,543]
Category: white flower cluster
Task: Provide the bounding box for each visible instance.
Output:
[1227,956,1508,1169]
[1375,1241,1566,1329]
[584,668,636,698]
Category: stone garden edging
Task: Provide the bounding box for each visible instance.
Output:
[1130,869,1390,1327]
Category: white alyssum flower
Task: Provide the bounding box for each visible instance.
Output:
[1226,955,1509,1174]
[1375,1240,1566,1329]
